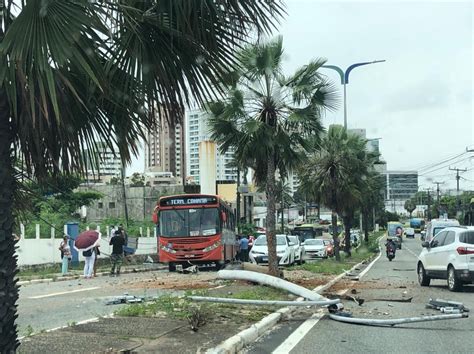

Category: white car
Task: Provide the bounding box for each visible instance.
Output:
[417,226,474,291]
[249,234,296,266]
[405,227,415,238]
[303,238,327,259]
[288,235,305,264]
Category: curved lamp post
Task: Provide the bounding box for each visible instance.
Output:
[323,60,386,129]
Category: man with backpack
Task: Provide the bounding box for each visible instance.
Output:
[110,230,125,276]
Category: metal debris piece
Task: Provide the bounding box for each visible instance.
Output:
[189,296,341,307]
[373,297,413,303]
[426,298,469,313]
[329,313,468,327]
[105,293,146,305]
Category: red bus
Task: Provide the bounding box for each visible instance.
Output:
[152,194,237,271]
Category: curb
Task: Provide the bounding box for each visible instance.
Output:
[207,248,379,354]
[17,265,166,286]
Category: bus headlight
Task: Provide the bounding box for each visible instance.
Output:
[203,241,221,252]
[160,244,177,254]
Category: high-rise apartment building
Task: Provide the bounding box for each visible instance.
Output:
[185,107,237,184]
[145,109,185,184]
[84,142,122,184]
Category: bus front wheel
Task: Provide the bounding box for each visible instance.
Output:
[168,263,176,272]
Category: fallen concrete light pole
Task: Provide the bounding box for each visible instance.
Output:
[189,296,340,307]
[329,313,468,327]
[217,270,327,301]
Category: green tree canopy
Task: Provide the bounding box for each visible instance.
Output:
[208,36,336,275]
[0,1,284,349]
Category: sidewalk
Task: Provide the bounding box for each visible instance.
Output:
[18,263,166,286]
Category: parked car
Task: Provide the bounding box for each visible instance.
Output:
[405,227,415,238]
[288,235,305,264]
[417,226,474,291]
[249,234,296,266]
[323,239,334,257]
[303,238,327,259]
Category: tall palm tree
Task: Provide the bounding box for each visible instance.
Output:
[0,1,284,349]
[298,125,370,260]
[208,36,336,275]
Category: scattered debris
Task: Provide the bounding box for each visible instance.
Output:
[105,293,148,305]
[350,289,358,294]
[398,286,407,289]
[388,304,394,307]
[426,298,470,313]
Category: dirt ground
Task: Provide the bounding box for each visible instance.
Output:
[19,267,331,353]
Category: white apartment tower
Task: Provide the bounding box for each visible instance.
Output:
[185,107,237,184]
[84,142,122,184]
[145,109,185,184]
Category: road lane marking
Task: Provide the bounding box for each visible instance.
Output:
[404,246,419,258]
[272,312,325,354]
[28,287,100,299]
[358,235,384,279]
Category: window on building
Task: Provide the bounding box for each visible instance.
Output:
[109,202,116,209]
[98,202,103,209]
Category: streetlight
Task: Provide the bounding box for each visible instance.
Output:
[322,60,386,129]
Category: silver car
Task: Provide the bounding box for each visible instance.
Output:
[302,238,327,259]
[288,235,305,264]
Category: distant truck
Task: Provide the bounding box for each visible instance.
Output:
[409,218,425,233]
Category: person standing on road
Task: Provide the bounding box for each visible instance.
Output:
[93,245,101,277]
[59,235,71,276]
[110,230,125,276]
[239,236,249,262]
[82,246,96,279]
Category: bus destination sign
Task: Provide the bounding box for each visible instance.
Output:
[160,196,218,207]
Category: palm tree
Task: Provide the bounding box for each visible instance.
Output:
[298,125,370,260]
[0,1,284,349]
[404,199,416,218]
[207,36,336,275]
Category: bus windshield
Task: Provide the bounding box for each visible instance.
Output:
[159,208,220,237]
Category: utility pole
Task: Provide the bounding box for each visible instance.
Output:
[433,181,444,218]
[449,167,467,215]
[425,188,433,221]
[433,182,444,203]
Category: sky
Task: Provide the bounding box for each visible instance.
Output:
[129,0,473,192]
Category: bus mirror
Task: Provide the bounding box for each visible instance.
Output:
[152,211,159,225]
[221,212,227,222]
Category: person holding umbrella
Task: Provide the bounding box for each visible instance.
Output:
[110,229,125,276]
[74,229,100,279]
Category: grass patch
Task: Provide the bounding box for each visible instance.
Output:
[115,285,289,324]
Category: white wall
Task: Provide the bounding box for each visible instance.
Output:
[16,234,158,267]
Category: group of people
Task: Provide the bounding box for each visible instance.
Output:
[58,224,128,278]
[235,235,251,262]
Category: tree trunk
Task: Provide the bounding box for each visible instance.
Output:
[343,215,352,257]
[363,210,369,243]
[331,210,340,261]
[0,88,19,351]
[266,152,279,276]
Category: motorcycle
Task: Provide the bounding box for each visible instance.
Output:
[386,244,396,261]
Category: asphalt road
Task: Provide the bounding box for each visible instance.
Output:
[247,236,474,354]
[17,270,179,337]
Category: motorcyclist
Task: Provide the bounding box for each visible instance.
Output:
[385,238,396,257]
